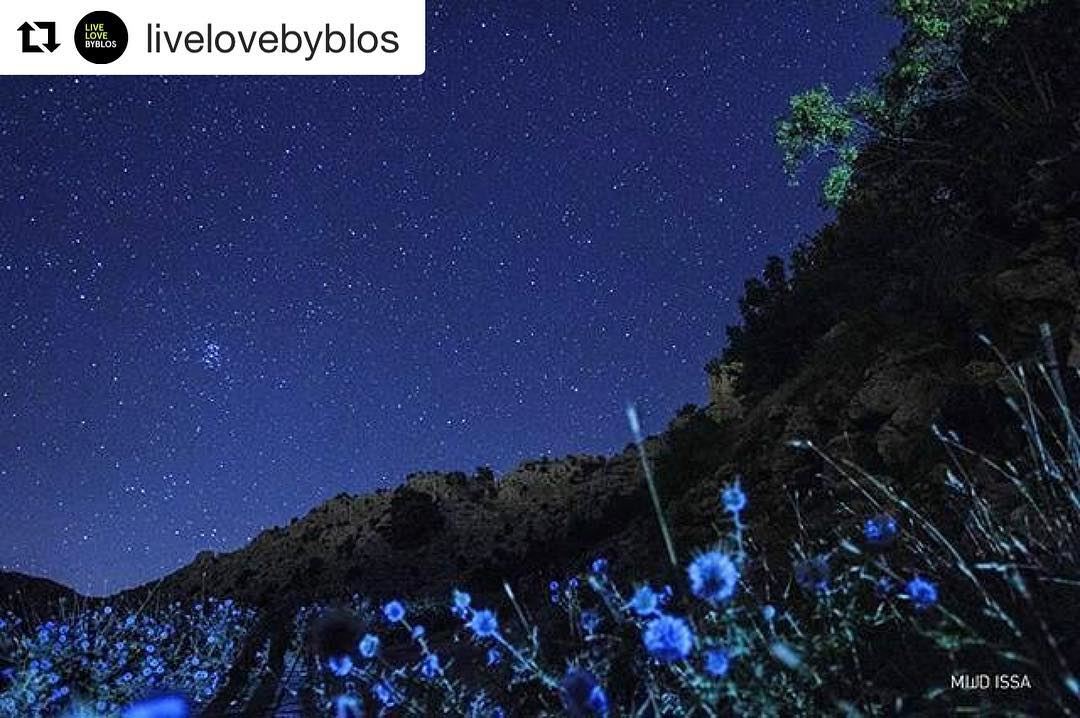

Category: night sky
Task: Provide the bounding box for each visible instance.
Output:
[0,1,899,595]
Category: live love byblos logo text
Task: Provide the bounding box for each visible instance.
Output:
[75,11,128,64]
[145,23,399,61]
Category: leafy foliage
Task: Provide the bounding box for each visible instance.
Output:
[776,0,1050,206]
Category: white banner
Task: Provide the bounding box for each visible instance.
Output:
[0,0,425,75]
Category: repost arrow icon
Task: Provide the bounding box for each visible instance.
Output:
[17,21,41,53]
[36,21,59,52]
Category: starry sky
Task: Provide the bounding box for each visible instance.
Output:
[0,1,900,595]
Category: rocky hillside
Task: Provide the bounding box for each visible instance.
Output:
[132,436,693,607]
[119,1,1080,617]
[666,0,1080,564]
[0,571,81,612]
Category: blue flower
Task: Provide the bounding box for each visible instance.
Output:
[642,614,694,663]
[420,653,441,679]
[590,557,609,575]
[863,514,899,548]
[372,680,398,707]
[580,609,601,636]
[762,604,776,622]
[383,600,406,624]
[794,555,830,594]
[905,576,939,610]
[874,576,895,598]
[704,648,731,677]
[467,609,499,639]
[720,480,747,514]
[333,694,364,718]
[627,585,661,617]
[452,589,472,615]
[559,668,609,717]
[358,633,380,659]
[485,647,502,666]
[411,624,426,640]
[687,551,739,604]
[122,694,190,718]
[327,654,353,677]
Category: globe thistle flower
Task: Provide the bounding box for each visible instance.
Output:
[411,625,426,640]
[720,479,747,514]
[642,614,694,663]
[687,551,739,604]
[467,609,499,639]
[358,633,380,659]
[451,589,472,617]
[333,694,364,718]
[590,557,609,575]
[327,654,353,677]
[372,680,398,707]
[419,653,442,680]
[863,514,899,548]
[794,555,830,594]
[485,647,502,666]
[580,609,601,636]
[383,600,406,624]
[703,648,731,677]
[627,585,660,617]
[559,668,609,717]
[761,604,776,622]
[905,576,939,610]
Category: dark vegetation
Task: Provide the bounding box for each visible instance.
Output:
[724,0,1079,401]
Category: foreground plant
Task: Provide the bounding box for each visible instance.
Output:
[0,598,255,717]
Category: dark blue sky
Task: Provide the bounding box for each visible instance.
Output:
[0,1,899,594]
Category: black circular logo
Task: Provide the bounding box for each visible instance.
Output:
[74,11,128,64]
